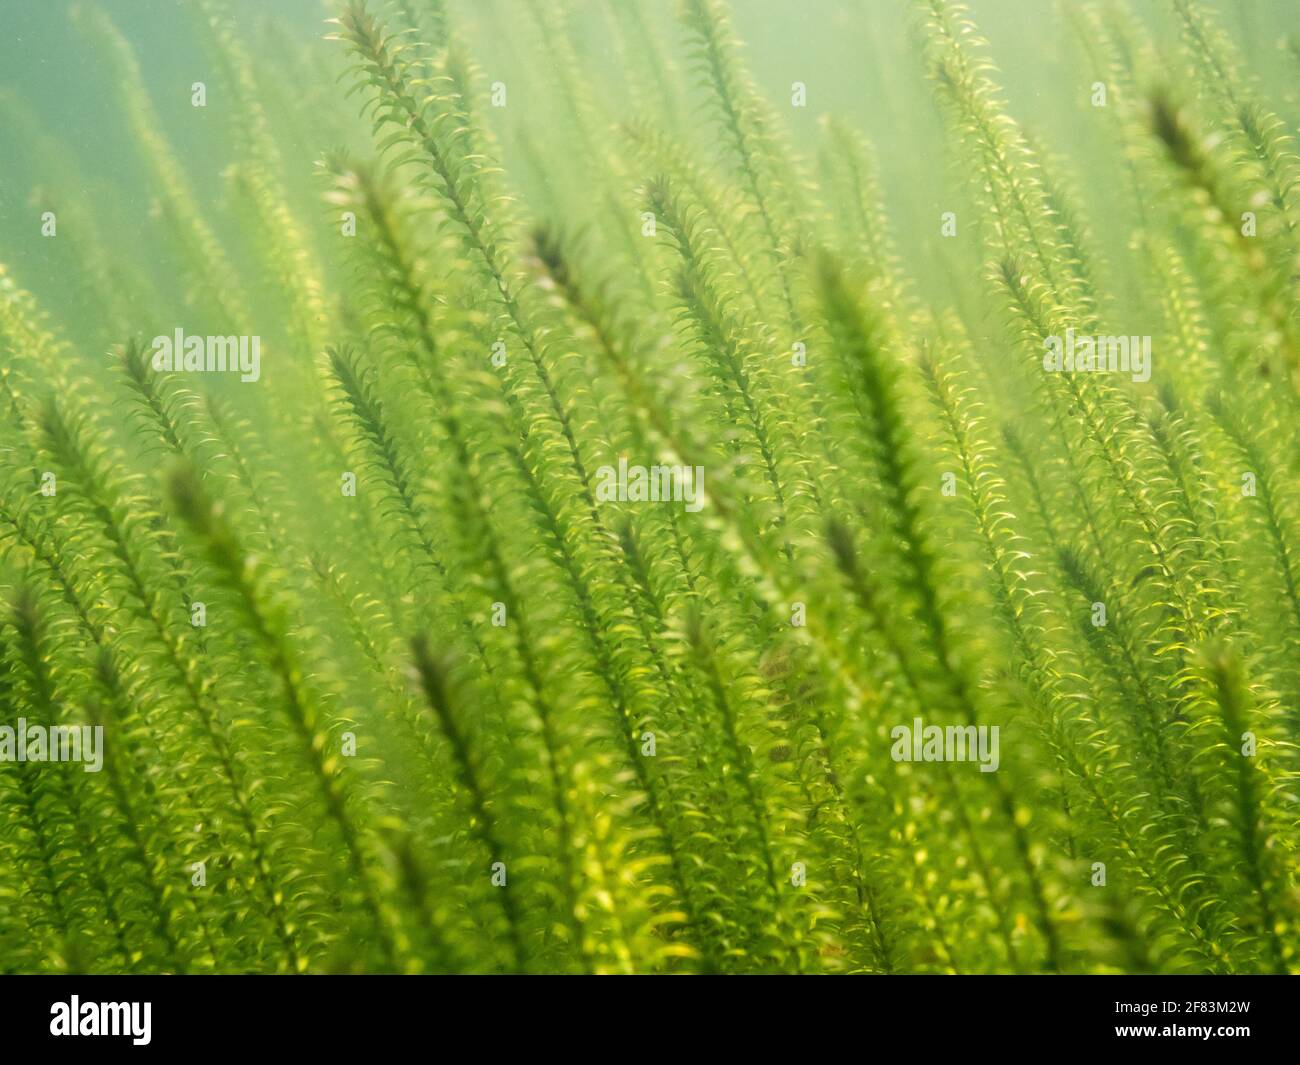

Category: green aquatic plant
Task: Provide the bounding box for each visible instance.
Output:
[0,0,1298,974]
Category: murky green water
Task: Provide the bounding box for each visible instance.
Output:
[2,0,1299,977]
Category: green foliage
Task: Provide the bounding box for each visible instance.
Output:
[0,0,1298,974]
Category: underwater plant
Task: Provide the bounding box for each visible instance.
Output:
[0,0,1297,975]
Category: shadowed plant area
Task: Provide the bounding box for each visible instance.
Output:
[0,0,1298,975]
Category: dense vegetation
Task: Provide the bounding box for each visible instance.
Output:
[1,0,1298,973]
